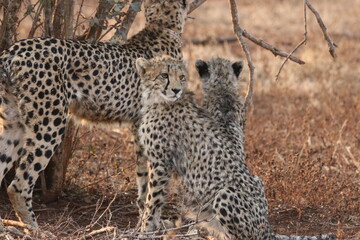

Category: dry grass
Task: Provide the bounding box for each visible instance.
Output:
[1,0,360,239]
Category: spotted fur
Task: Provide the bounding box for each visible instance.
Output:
[197,57,246,147]
[137,57,336,240]
[137,56,272,239]
[0,0,189,227]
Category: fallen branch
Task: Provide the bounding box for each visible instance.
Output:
[116,220,201,239]
[188,0,207,14]
[85,226,116,239]
[305,0,337,58]
[3,226,38,240]
[1,219,55,239]
[1,219,36,231]
[229,0,255,111]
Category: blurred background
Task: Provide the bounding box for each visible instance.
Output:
[1,0,359,238]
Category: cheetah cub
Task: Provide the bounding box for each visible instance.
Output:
[136,56,272,239]
[196,58,245,131]
[196,57,246,150]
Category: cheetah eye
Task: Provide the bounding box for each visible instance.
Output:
[161,73,169,79]
[179,75,186,82]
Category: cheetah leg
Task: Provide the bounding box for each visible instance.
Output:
[184,202,230,240]
[140,160,170,232]
[7,106,67,227]
[211,189,271,240]
[132,124,149,211]
[0,93,25,184]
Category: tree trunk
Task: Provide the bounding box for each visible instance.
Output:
[40,119,75,203]
[39,0,75,203]
[0,0,21,50]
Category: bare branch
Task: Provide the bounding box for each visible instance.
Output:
[188,0,207,14]
[28,3,43,38]
[86,0,114,42]
[242,30,305,65]
[1,219,37,232]
[305,0,337,58]
[110,0,143,42]
[72,0,85,38]
[1,219,56,239]
[85,226,116,239]
[229,0,255,111]
[276,1,308,81]
[116,220,205,239]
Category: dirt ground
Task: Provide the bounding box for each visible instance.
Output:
[1,0,360,239]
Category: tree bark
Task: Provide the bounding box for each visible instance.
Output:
[43,0,55,37]
[41,119,75,203]
[0,0,22,50]
[40,0,75,203]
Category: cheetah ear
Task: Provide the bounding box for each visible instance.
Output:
[136,58,151,77]
[195,59,210,81]
[232,61,244,78]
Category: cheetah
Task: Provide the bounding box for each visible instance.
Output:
[137,56,336,240]
[136,56,272,239]
[0,0,189,227]
[196,57,246,148]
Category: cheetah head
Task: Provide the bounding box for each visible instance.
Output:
[136,56,187,105]
[196,57,244,92]
[143,0,189,32]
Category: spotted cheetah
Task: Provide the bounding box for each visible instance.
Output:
[136,56,272,239]
[0,0,189,227]
[196,57,246,148]
[137,56,336,240]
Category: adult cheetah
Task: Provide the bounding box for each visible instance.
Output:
[137,56,336,240]
[136,56,272,239]
[0,0,189,227]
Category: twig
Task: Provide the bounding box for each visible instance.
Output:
[188,0,207,14]
[87,194,118,230]
[275,0,308,81]
[1,219,37,231]
[305,0,337,58]
[190,36,238,45]
[1,219,55,239]
[85,226,116,239]
[17,1,40,26]
[72,0,85,38]
[4,227,37,240]
[86,0,114,42]
[242,29,305,65]
[110,0,143,42]
[27,3,43,38]
[229,0,255,111]
[116,220,203,239]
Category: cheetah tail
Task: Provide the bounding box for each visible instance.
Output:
[274,233,338,240]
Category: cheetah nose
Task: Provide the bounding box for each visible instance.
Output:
[172,88,181,94]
